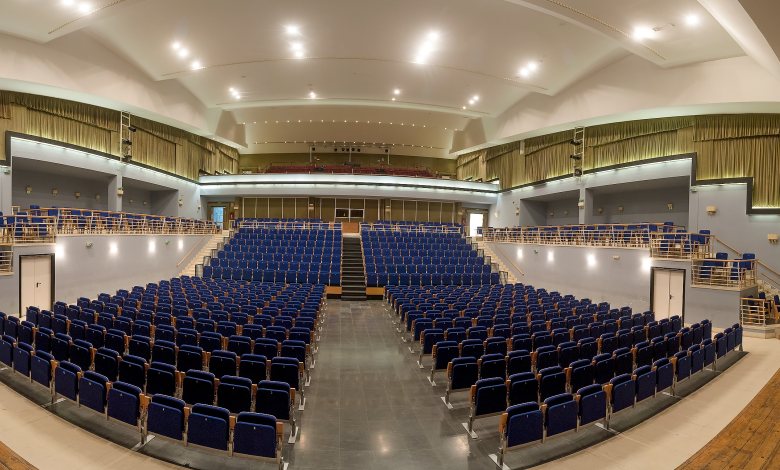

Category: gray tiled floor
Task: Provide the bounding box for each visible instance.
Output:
[290,300,502,470]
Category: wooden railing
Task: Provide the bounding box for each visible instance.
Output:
[692,258,757,288]
[0,249,11,273]
[361,222,463,234]
[740,298,775,326]
[481,223,685,248]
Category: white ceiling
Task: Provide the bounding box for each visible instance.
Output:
[0,0,749,157]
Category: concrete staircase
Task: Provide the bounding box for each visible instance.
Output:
[341,236,367,301]
[179,230,230,278]
[475,238,521,285]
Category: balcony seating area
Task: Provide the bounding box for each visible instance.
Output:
[263,164,436,178]
[0,206,218,243]
[0,276,328,465]
[205,224,342,285]
[363,227,497,286]
[482,222,684,248]
[691,252,757,288]
[384,283,742,465]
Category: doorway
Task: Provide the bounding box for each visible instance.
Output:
[19,254,54,314]
[210,206,226,230]
[651,267,685,320]
[468,212,484,238]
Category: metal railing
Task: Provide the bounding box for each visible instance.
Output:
[360,222,463,234]
[0,217,58,244]
[481,223,684,248]
[692,258,757,288]
[18,208,219,236]
[0,249,11,273]
[237,220,342,231]
[740,298,774,326]
[649,233,713,260]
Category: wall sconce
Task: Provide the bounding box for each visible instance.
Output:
[612,255,621,260]
[233,205,239,210]
[533,249,539,254]
[769,234,779,244]
[143,201,148,206]
[597,207,603,214]
[117,188,124,197]
[129,199,134,204]
[85,242,93,248]
[548,212,554,217]
[563,210,569,216]
[706,205,717,215]
[74,192,81,199]
[667,202,674,211]
[165,240,171,246]
[515,208,520,216]
[178,198,184,207]
[617,206,624,213]
[51,188,59,196]
[25,185,32,194]
[95,194,101,201]
[577,200,585,209]
[197,205,201,211]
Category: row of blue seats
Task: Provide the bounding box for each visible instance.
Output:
[203,267,340,285]
[209,259,340,270]
[369,273,500,287]
[495,324,743,465]
[0,340,285,467]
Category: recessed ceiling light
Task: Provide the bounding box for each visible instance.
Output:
[462,106,467,110]
[472,95,480,102]
[391,97,396,101]
[61,0,75,6]
[428,31,440,41]
[684,14,700,27]
[253,121,257,124]
[177,48,189,59]
[77,2,92,13]
[290,42,303,52]
[393,88,401,95]
[171,41,181,50]
[527,62,538,72]
[190,60,203,70]
[308,91,317,99]
[285,25,301,36]
[519,67,530,78]
[468,99,475,105]
[293,50,305,59]
[632,26,655,41]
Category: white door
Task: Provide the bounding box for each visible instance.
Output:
[652,268,685,319]
[469,213,484,238]
[652,269,671,319]
[20,255,52,313]
[669,270,685,317]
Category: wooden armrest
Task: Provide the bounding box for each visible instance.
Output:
[183,406,191,420]
[229,415,236,430]
[498,412,508,434]
[139,394,151,410]
[470,384,476,403]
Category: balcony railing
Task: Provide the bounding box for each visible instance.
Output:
[237,220,342,231]
[0,249,11,273]
[692,258,757,288]
[0,217,57,244]
[361,222,463,234]
[739,297,775,326]
[648,233,713,260]
[481,223,684,248]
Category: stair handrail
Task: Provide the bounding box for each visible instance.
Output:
[177,234,216,268]
[481,240,525,277]
[712,235,780,288]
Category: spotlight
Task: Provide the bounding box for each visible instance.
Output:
[127,125,137,132]
[122,139,133,146]
[569,154,581,160]
[574,168,583,177]
[570,139,582,146]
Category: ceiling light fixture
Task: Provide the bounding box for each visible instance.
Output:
[684,14,700,27]
[61,0,75,6]
[293,49,305,59]
[632,26,655,41]
[285,25,301,36]
[171,41,181,50]
[77,2,92,13]
[190,60,203,70]
[472,95,480,102]
[393,88,401,95]
[177,48,189,59]
[413,30,440,64]
[308,91,317,99]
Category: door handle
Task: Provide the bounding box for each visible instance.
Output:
[36,282,41,287]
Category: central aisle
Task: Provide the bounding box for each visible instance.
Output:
[290,300,500,470]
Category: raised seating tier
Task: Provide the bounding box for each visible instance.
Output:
[363,227,497,286]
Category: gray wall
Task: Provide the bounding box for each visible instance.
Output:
[152,190,180,216]
[544,198,580,226]
[12,169,110,211]
[591,186,689,227]
[488,242,744,328]
[689,184,780,276]
[0,234,211,315]
[121,187,153,213]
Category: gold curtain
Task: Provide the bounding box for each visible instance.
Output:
[456,150,485,180]
[522,130,572,185]
[0,90,240,180]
